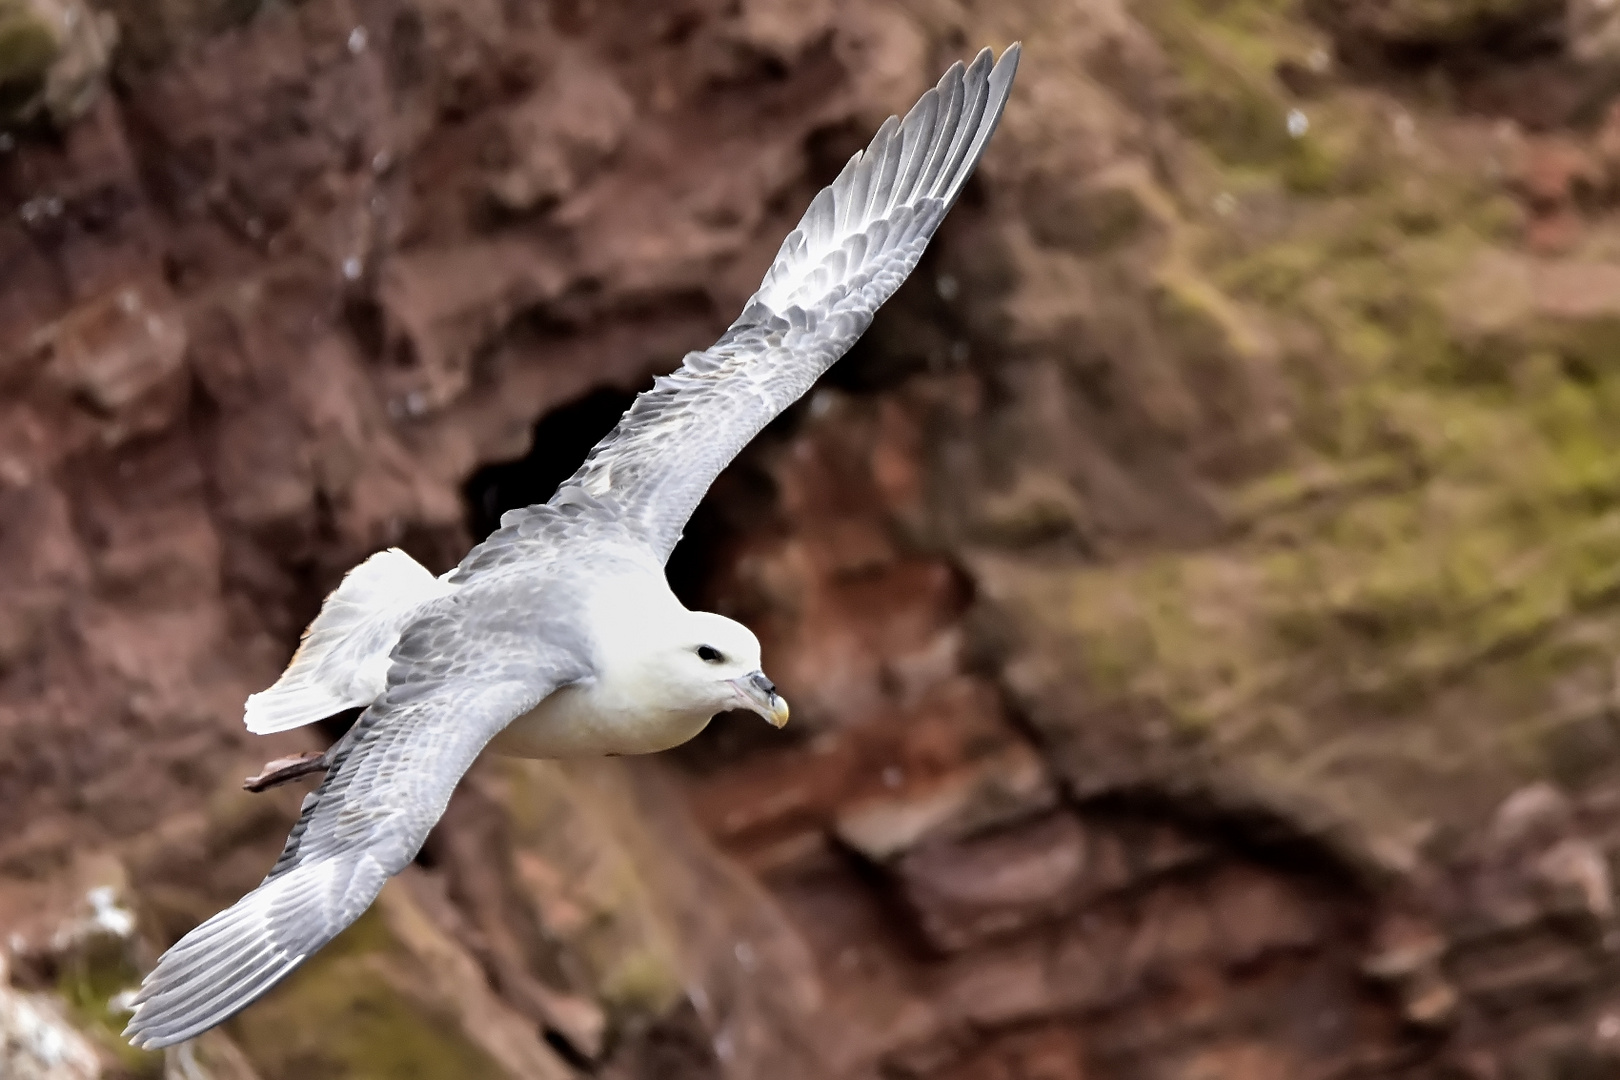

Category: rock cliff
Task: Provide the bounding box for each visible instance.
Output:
[7,0,1620,1077]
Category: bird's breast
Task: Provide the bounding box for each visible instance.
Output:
[488,680,714,759]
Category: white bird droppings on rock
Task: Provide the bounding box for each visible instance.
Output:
[0,954,102,1080]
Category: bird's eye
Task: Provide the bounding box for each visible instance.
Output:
[697,645,724,663]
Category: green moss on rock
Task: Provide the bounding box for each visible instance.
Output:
[228,909,508,1080]
[1141,0,1362,196]
[56,931,164,1079]
[0,0,60,89]
[999,0,1620,843]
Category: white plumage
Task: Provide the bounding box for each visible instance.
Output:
[243,548,456,734]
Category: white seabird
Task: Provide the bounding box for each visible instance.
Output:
[124,43,1020,1050]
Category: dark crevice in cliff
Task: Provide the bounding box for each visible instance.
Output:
[461,254,952,591]
[458,378,767,625]
[1075,786,1380,898]
[463,387,640,543]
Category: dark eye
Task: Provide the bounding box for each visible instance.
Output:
[697,645,724,663]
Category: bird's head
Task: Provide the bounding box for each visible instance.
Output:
[659,610,789,728]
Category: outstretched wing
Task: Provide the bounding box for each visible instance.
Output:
[124,577,588,1049]
[559,44,1020,562]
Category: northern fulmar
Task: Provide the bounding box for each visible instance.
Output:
[125,42,1020,1050]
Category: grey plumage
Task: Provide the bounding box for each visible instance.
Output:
[127,571,595,1046]
[124,43,1019,1050]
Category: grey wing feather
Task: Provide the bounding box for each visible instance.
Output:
[123,577,588,1049]
[536,44,1019,562]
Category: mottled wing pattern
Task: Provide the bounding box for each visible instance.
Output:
[123,573,589,1050]
[554,44,1020,562]
[450,484,644,584]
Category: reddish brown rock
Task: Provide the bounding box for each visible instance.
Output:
[11,0,1620,1078]
[897,813,1089,953]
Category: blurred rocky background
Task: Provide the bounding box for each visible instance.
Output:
[8,0,1620,1076]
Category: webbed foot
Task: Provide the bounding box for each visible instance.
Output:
[243,750,329,792]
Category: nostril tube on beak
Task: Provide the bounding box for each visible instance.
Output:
[731,671,789,728]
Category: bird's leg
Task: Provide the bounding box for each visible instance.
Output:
[242,708,369,793]
[243,750,329,793]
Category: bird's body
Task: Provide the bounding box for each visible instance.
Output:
[491,558,764,758]
[125,43,1021,1050]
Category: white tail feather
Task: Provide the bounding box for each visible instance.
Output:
[244,548,455,734]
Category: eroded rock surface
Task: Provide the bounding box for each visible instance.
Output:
[9,0,1620,1077]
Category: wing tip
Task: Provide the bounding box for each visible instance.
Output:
[123,952,306,1050]
[993,42,1022,90]
[886,41,1021,205]
[122,872,327,1049]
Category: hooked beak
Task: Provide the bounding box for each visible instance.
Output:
[731,671,790,729]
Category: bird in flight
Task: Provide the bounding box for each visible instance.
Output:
[124,42,1020,1050]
